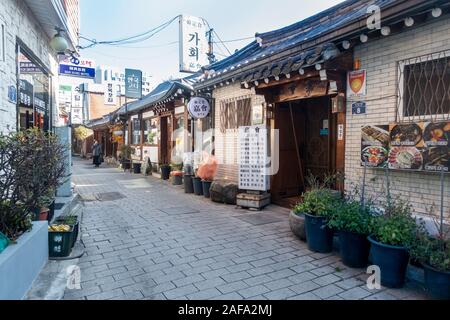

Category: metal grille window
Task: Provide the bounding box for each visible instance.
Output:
[397,50,450,122]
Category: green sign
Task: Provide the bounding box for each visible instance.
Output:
[125,69,142,99]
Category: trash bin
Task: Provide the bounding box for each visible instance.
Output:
[48,226,73,258]
[133,162,142,174]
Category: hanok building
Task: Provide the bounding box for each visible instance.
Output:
[117,75,212,170]
[194,0,450,222]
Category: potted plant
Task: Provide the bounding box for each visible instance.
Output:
[291,203,307,242]
[160,164,171,180]
[171,171,183,185]
[295,189,339,253]
[328,200,373,268]
[368,199,418,288]
[410,216,450,300]
[183,164,194,194]
[119,145,133,170]
[192,169,204,196]
[197,154,218,199]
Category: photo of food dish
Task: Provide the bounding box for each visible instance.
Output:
[423,147,450,171]
[423,122,450,147]
[388,147,423,170]
[361,125,390,147]
[361,146,388,167]
[390,124,422,146]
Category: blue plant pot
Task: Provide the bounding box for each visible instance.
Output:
[339,230,370,268]
[423,263,450,300]
[305,213,334,253]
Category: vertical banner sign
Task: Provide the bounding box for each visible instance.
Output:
[125,69,142,99]
[238,125,270,191]
[347,70,367,99]
[104,82,117,105]
[179,15,209,73]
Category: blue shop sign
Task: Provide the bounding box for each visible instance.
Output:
[59,64,96,79]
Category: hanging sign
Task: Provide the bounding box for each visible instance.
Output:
[179,15,209,73]
[347,69,367,98]
[59,57,96,79]
[238,125,270,191]
[125,68,142,99]
[104,82,117,105]
[188,97,210,119]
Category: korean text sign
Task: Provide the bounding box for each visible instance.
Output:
[125,69,142,99]
[179,15,209,73]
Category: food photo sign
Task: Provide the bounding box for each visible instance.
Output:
[361,121,450,172]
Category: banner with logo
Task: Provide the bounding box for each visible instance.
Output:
[347,70,367,99]
[59,57,96,79]
[188,97,210,119]
[179,15,209,73]
[125,69,142,99]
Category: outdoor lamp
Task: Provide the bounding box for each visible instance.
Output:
[50,30,68,53]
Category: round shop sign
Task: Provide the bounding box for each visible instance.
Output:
[188,97,210,119]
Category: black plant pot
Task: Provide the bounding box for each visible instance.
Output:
[184,175,194,193]
[193,177,204,196]
[161,166,171,180]
[423,263,450,300]
[304,213,334,253]
[339,230,370,268]
[368,236,409,288]
[122,160,131,170]
[173,175,183,185]
[202,180,212,198]
[133,163,142,174]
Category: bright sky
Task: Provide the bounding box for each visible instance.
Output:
[80,0,345,86]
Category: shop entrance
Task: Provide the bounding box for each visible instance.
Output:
[271,96,338,208]
[159,115,173,165]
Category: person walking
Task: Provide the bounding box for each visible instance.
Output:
[92,140,102,168]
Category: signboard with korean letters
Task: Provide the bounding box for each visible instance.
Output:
[59,57,96,79]
[179,15,209,73]
[125,69,142,99]
[238,125,270,191]
[361,121,450,172]
[104,82,117,105]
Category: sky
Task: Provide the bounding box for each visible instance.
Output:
[80,0,345,86]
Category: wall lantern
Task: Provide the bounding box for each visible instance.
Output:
[381,26,391,36]
[432,7,442,18]
[342,40,351,50]
[50,29,69,53]
[360,34,368,43]
[404,17,415,27]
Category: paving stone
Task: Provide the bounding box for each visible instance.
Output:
[289,280,321,295]
[238,285,271,299]
[312,284,344,299]
[173,274,205,287]
[335,278,365,290]
[217,281,249,294]
[263,288,297,300]
[312,274,341,286]
[187,288,223,300]
[194,277,226,291]
[264,278,294,290]
[339,287,372,300]
[288,292,321,300]
[221,271,252,283]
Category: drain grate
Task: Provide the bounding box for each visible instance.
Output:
[235,213,283,226]
[96,192,126,202]
[159,207,199,215]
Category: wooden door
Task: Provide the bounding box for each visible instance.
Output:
[159,115,173,164]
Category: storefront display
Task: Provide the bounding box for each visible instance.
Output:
[361,121,450,172]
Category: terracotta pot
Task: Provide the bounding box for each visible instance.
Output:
[39,208,49,221]
[289,211,306,241]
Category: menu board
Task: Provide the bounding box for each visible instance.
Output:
[361,121,450,172]
[238,125,270,191]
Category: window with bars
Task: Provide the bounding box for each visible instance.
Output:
[397,51,450,122]
[219,97,252,133]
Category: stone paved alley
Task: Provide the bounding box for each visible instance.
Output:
[63,157,428,300]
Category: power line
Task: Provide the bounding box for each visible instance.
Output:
[213,36,254,44]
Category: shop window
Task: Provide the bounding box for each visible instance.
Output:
[131,118,141,145]
[143,118,159,145]
[398,51,450,122]
[219,97,251,133]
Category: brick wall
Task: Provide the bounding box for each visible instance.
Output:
[0,0,59,134]
[345,16,450,221]
[213,83,266,183]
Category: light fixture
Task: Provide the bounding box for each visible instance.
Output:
[50,29,69,53]
[404,17,414,27]
[244,82,249,89]
[264,78,269,84]
[299,68,305,75]
[315,64,322,71]
[254,80,259,86]
[342,40,351,50]
[381,26,391,36]
[286,73,291,79]
[432,7,442,18]
[360,34,368,43]
[275,76,280,81]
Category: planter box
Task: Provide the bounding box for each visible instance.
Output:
[0,222,48,300]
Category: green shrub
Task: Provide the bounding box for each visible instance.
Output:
[327,200,373,235]
[410,234,450,272]
[293,189,340,218]
[370,199,418,247]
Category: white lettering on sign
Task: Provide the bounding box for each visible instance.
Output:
[188,97,210,119]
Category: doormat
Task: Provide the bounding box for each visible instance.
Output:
[235,213,283,226]
[96,192,126,202]
[159,207,199,215]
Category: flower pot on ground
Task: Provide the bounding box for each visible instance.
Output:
[193,177,204,196]
[184,174,194,194]
[133,162,142,174]
[160,164,171,180]
[410,224,450,300]
[38,208,49,221]
[171,171,183,185]
[327,200,372,268]
[369,199,418,288]
[289,211,306,241]
[295,189,339,253]
[202,180,213,198]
